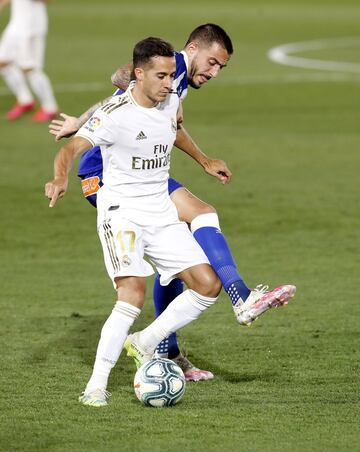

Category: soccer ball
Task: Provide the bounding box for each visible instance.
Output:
[134,358,186,407]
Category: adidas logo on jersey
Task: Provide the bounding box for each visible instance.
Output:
[136,131,147,140]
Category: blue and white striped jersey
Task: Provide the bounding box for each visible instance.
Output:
[111,52,188,100]
[173,51,188,100]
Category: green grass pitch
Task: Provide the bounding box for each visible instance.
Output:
[0,0,359,450]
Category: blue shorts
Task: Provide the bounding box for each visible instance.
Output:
[78,147,184,208]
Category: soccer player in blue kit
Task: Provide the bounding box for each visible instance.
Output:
[49,24,296,381]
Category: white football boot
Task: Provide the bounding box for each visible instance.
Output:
[78,388,111,407]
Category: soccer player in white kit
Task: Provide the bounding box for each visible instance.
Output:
[45,37,223,406]
[0,0,58,121]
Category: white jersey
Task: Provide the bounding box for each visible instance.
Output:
[76,83,180,224]
[5,0,48,37]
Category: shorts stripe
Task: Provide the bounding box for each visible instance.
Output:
[102,220,121,273]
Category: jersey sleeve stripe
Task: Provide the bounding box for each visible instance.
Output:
[106,97,130,115]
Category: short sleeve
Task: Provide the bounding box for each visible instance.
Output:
[76,109,118,148]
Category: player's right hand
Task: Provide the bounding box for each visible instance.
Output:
[48,113,80,142]
[44,177,68,208]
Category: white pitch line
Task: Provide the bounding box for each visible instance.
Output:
[1,70,360,99]
[222,72,360,85]
[0,81,109,97]
[2,37,360,97]
[268,36,360,73]
[50,81,109,93]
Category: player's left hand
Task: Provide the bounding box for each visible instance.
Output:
[203,159,232,184]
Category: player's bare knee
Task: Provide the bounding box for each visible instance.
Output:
[115,276,146,308]
[203,269,222,297]
[194,266,221,298]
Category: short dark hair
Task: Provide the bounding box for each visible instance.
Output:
[133,37,175,68]
[185,23,233,55]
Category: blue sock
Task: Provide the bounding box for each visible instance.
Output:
[193,225,251,305]
[153,274,183,359]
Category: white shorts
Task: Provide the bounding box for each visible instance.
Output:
[97,207,210,288]
[0,31,45,69]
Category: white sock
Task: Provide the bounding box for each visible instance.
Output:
[85,301,141,392]
[26,69,58,112]
[137,289,217,352]
[0,65,34,104]
[190,212,221,233]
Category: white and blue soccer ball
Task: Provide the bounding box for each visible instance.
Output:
[134,358,186,407]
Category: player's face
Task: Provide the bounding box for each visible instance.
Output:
[188,42,230,89]
[142,56,176,103]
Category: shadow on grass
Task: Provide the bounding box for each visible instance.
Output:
[185,356,278,384]
[24,313,279,390]
[25,312,103,366]
[23,312,141,394]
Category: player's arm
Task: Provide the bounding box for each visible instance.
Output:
[175,123,232,184]
[49,64,132,141]
[111,63,133,90]
[44,136,93,207]
[48,96,113,142]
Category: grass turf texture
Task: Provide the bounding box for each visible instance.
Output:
[1,0,359,450]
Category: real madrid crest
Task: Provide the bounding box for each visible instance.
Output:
[122,255,132,267]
